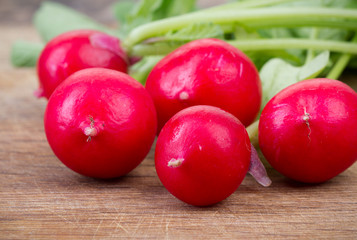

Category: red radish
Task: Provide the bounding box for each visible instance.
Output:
[37,29,128,99]
[155,105,270,206]
[44,68,157,178]
[145,38,261,132]
[259,78,357,183]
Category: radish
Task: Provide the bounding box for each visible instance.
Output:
[145,38,261,132]
[155,105,270,206]
[259,78,357,183]
[44,68,157,178]
[37,29,128,99]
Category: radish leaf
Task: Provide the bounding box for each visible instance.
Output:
[34,2,118,42]
[260,50,330,110]
[115,0,197,36]
[11,41,43,67]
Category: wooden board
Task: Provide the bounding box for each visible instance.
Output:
[1,13,357,240]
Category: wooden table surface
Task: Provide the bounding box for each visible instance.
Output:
[1,1,357,239]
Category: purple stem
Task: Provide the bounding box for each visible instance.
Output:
[248,143,272,187]
[90,32,129,64]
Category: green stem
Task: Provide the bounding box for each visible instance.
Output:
[131,38,357,57]
[305,28,319,64]
[228,38,357,54]
[203,0,298,11]
[124,7,357,48]
[327,33,357,80]
[326,54,352,80]
[246,18,357,30]
[246,120,259,148]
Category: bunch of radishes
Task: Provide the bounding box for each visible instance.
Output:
[38,29,357,206]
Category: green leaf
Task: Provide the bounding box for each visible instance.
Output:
[113,1,136,24]
[34,2,119,42]
[118,0,163,35]
[11,41,43,67]
[164,22,224,41]
[230,24,260,40]
[132,0,164,20]
[299,51,330,79]
[118,0,197,36]
[260,50,330,111]
[247,49,303,70]
[158,0,196,18]
[258,28,295,39]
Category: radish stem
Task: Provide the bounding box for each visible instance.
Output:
[246,120,259,148]
[327,33,357,80]
[248,144,272,187]
[130,38,357,57]
[203,0,298,11]
[305,28,319,64]
[125,7,357,48]
[229,39,357,54]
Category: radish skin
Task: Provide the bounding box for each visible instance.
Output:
[259,78,357,183]
[146,38,261,133]
[155,105,269,206]
[37,30,128,99]
[44,68,157,178]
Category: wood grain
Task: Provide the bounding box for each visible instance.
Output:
[1,4,357,239]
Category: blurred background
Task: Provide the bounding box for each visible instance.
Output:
[0,0,225,26]
[0,0,229,71]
